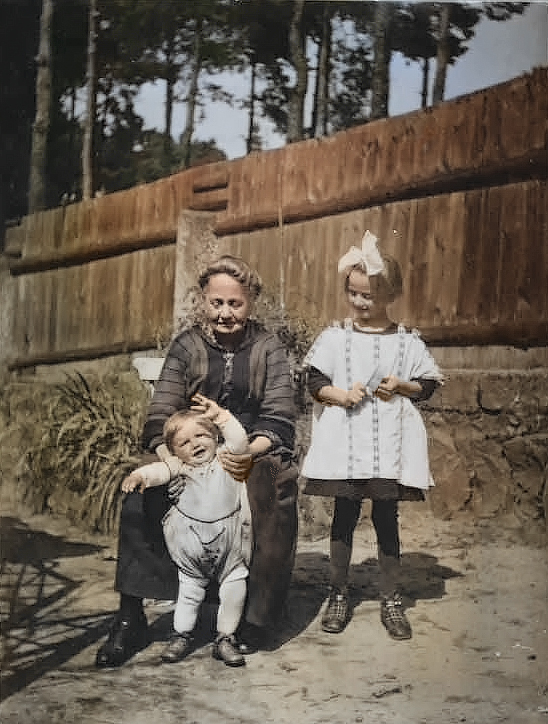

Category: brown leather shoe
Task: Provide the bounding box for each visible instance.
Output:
[212,634,246,667]
[321,588,349,633]
[380,594,412,640]
[161,633,193,663]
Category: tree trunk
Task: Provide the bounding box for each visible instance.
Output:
[28,0,53,213]
[432,3,451,105]
[163,39,176,168]
[421,56,430,109]
[82,0,98,201]
[313,2,332,138]
[370,1,393,121]
[246,53,259,154]
[181,25,202,169]
[287,0,307,143]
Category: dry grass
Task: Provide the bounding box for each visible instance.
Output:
[13,372,148,534]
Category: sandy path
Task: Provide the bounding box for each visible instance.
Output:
[1,502,547,723]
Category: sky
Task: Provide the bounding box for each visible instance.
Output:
[134,2,548,160]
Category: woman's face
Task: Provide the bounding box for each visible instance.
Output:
[203,273,251,341]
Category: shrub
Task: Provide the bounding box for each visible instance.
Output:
[14,372,149,534]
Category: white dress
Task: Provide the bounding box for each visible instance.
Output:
[301,321,443,493]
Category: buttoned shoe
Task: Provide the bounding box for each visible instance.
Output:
[321,587,349,633]
[161,632,193,663]
[212,634,246,667]
[380,593,412,640]
[95,613,148,668]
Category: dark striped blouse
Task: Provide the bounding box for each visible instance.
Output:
[142,321,296,455]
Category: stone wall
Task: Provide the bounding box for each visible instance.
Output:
[424,370,547,525]
[296,364,548,541]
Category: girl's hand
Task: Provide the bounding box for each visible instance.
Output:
[343,382,367,408]
[121,472,146,494]
[376,375,400,401]
[218,449,253,482]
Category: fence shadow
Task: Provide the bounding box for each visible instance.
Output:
[0,516,114,701]
[266,548,463,650]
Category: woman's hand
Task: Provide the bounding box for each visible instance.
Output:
[121,472,146,494]
[218,449,254,482]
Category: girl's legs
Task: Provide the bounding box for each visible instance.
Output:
[371,499,400,596]
[371,499,411,640]
[330,496,362,589]
[322,497,362,633]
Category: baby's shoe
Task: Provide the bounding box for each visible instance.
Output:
[161,632,193,663]
[212,634,245,667]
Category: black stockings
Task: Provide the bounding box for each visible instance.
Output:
[329,497,400,590]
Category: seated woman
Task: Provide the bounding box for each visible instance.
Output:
[96,255,299,667]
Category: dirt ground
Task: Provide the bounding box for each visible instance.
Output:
[1,499,547,724]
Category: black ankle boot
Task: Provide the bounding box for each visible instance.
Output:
[95,610,148,668]
[235,621,266,654]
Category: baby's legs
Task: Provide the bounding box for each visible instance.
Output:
[329,496,362,589]
[213,569,248,667]
[217,575,247,637]
[173,571,206,634]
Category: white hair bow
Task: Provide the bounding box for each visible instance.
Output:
[337,230,385,276]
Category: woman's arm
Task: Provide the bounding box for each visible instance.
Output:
[250,335,296,451]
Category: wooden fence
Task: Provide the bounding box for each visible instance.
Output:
[4,67,547,370]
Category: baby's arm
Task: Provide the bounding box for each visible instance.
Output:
[121,460,179,494]
[191,393,249,454]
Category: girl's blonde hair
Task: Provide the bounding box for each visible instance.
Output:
[342,255,403,302]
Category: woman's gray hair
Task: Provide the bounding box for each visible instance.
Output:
[198,255,262,300]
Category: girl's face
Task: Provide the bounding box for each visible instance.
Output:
[203,273,251,342]
[171,419,217,466]
[346,269,390,326]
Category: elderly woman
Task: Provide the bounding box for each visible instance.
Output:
[96,255,298,667]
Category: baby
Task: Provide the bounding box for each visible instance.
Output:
[122,393,251,667]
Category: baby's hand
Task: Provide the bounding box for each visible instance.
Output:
[121,472,146,494]
[343,382,367,408]
[190,394,228,424]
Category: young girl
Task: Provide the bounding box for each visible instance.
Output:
[301,231,443,640]
[121,394,252,667]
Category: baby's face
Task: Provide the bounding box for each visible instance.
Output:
[171,419,217,466]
